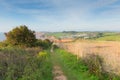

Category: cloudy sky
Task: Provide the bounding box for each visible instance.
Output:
[0,0,120,32]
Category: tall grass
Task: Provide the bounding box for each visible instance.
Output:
[0,47,52,80]
[60,41,120,74]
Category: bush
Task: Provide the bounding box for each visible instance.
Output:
[35,39,53,49]
[5,25,36,47]
[0,41,9,48]
[0,48,52,80]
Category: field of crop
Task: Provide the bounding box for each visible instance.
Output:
[58,40,120,75]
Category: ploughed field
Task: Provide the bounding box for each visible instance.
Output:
[58,40,120,74]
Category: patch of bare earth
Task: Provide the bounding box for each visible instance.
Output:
[52,65,67,80]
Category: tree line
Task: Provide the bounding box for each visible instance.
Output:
[2,25,52,49]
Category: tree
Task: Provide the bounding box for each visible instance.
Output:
[97,32,103,38]
[5,25,36,47]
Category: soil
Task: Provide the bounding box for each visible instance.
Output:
[52,65,67,80]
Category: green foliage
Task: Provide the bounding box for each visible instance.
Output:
[5,25,36,47]
[0,48,28,80]
[96,32,103,38]
[35,39,53,49]
[0,41,9,48]
[37,51,47,58]
[0,48,52,80]
[19,51,52,80]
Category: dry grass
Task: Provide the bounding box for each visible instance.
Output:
[58,40,120,75]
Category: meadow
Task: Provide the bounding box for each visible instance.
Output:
[95,35,120,41]
[95,32,120,41]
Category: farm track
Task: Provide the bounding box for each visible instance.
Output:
[50,49,67,80]
[52,65,67,80]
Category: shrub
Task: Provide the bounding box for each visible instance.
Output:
[38,51,47,58]
[0,48,52,80]
[5,25,36,47]
[35,39,53,49]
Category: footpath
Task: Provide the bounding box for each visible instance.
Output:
[50,47,67,80]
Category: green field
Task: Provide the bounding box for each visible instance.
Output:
[95,33,120,41]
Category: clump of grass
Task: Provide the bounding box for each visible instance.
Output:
[83,54,103,79]
[83,54,103,74]
[82,54,120,80]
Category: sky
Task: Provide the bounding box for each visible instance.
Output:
[0,0,120,32]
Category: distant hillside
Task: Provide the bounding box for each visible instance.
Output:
[0,33,5,41]
[96,35,120,41]
[95,33,120,41]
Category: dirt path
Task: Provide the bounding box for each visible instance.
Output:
[50,46,67,80]
[52,65,67,80]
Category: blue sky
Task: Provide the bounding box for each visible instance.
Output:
[0,0,120,32]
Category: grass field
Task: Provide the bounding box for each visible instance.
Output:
[95,33,120,41]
